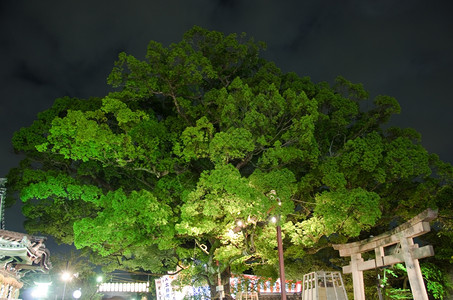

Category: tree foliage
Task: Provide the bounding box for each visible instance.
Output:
[7,26,453,297]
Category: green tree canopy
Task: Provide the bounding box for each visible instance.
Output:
[8,26,453,297]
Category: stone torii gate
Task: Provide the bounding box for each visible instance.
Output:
[333,208,437,300]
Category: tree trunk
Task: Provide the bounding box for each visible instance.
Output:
[402,276,409,291]
[209,266,233,300]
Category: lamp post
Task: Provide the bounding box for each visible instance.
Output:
[270,190,286,300]
[61,271,76,300]
[61,272,70,300]
[276,221,287,300]
[95,275,103,296]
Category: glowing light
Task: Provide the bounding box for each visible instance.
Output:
[31,282,51,298]
[73,289,82,299]
[270,216,277,223]
[226,229,237,238]
[98,282,149,292]
[61,272,72,281]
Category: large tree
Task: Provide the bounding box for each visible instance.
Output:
[8,26,453,298]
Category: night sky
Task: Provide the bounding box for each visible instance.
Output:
[1,1,452,240]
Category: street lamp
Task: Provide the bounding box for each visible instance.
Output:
[269,190,286,300]
[96,275,104,295]
[61,271,76,300]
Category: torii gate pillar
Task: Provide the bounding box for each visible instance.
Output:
[350,253,365,300]
[333,208,437,300]
[399,234,426,299]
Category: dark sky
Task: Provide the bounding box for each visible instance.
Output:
[1,1,452,239]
